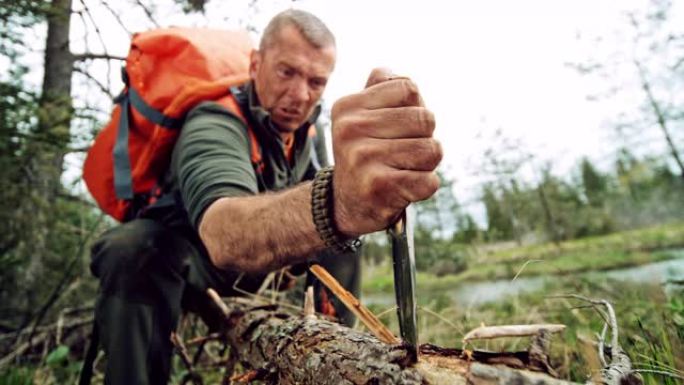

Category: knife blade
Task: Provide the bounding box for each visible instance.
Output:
[388,205,418,362]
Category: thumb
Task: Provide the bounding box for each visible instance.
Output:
[365,67,398,88]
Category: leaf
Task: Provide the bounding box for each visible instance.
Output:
[45,345,70,365]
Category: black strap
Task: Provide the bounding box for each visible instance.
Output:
[78,321,99,385]
[128,86,184,129]
[112,85,186,201]
[113,95,134,200]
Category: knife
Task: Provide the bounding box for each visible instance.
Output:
[388,205,418,362]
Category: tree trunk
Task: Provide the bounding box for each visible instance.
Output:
[218,298,582,385]
[634,59,684,181]
[22,0,74,285]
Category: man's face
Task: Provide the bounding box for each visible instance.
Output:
[250,25,336,132]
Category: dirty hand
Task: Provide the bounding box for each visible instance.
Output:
[331,68,442,237]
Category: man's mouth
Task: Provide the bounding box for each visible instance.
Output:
[278,107,301,118]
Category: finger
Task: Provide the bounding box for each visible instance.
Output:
[365,67,396,88]
[390,170,441,203]
[337,107,435,140]
[360,77,424,109]
[354,138,442,172]
[382,138,443,171]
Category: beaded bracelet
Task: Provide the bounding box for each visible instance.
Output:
[311,166,361,253]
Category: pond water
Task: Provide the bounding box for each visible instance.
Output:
[363,249,684,307]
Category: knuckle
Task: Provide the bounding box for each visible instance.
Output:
[399,78,421,106]
[425,173,441,195]
[414,139,442,169]
[331,94,354,119]
[333,115,353,142]
[416,108,436,136]
[429,139,443,168]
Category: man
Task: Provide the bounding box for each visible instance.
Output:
[88,9,441,385]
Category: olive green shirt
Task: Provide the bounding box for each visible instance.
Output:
[162,83,329,229]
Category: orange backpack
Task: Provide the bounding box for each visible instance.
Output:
[83,27,261,222]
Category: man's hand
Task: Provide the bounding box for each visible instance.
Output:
[331,68,442,237]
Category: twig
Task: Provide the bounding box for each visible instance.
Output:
[303,286,315,319]
[98,0,132,36]
[170,332,201,385]
[186,333,222,346]
[73,66,113,98]
[134,0,160,27]
[78,0,115,86]
[462,324,565,343]
[551,294,639,385]
[0,332,48,368]
[73,52,126,61]
[207,288,230,318]
[229,273,311,313]
[309,264,399,344]
[222,345,238,385]
[597,323,608,367]
[0,317,92,342]
[551,294,618,356]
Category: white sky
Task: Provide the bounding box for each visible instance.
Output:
[6,0,680,222]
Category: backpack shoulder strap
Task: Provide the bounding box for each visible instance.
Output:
[224,86,265,175]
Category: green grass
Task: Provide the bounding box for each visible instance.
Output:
[359,223,684,383]
[363,278,684,384]
[363,223,684,293]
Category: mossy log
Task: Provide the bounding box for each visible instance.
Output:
[217,297,582,385]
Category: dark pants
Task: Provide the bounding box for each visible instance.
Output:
[90,218,360,385]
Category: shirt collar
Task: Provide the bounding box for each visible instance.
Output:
[245,81,321,142]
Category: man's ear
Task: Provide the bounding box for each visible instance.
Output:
[249,49,260,79]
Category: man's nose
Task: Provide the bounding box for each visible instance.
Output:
[288,79,310,103]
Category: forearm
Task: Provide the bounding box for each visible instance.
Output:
[199,181,326,273]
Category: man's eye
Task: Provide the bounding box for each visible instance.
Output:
[278,67,295,78]
[309,78,326,90]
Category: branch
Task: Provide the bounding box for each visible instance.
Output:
[78,0,114,91]
[73,52,125,61]
[134,0,160,28]
[98,0,132,36]
[550,295,642,385]
[462,324,566,343]
[73,66,113,98]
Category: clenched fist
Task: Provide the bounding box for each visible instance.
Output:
[331,68,442,237]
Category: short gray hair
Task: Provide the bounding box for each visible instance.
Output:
[260,9,335,51]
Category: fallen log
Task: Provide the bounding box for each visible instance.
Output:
[215,297,582,385]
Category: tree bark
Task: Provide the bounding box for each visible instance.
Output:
[22,0,74,286]
[218,298,583,385]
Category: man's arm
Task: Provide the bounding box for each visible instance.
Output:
[200,69,441,273]
[199,183,323,273]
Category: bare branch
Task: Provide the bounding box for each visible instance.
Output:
[551,294,618,353]
[462,324,566,343]
[134,0,160,28]
[633,58,684,179]
[73,66,113,98]
[73,52,125,61]
[78,0,114,89]
[98,0,132,36]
